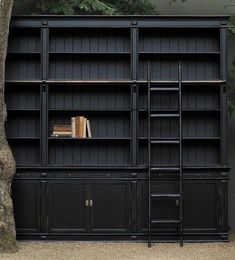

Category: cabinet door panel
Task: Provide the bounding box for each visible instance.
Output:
[137,180,179,233]
[12,180,40,233]
[48,181,88,232]
[138,180,224,234]
[183,180,220,233]
[90,181,131,233]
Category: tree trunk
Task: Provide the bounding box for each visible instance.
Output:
[0,0,17,253]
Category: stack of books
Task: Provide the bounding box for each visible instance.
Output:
[51,125,72,137]
[51,116,92,138]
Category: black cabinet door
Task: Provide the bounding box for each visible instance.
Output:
[89,181,131,233]
[12,180,40,233]
[137,180,179,233]
[183,180,223,233]
[48,181,88,233]
[138,179,226,234]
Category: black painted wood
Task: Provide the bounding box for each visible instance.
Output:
[137,179,225,234]
[6,16,229,242]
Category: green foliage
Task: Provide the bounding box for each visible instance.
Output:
[228,16,235,35]
[13,0,157,15]
[38,0,115,15]
[107,0,157,15]
[169,0,186,5]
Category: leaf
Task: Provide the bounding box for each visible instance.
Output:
[14,0,157,15]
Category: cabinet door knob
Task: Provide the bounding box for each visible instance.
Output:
[85,200,89,207]
[90,200,93,207]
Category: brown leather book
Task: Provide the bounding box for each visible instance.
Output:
[71,117,76,138]
[83,117,87,138]
[75,116,80,138]
[53,125,72,132]
[78,116,85,138]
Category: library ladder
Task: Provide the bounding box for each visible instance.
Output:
[147,62,183,247]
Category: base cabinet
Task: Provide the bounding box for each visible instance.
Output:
[137,179,228,236]
[49,180,132,233]
[137,180,180,233]
[12,180,40,233]
[12,179,132,236]
[12,177,228,240]
[183,180,228,234]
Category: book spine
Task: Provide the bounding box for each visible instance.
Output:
[87,119,92,138]
[53,125,72,132]
[51,133,72,137]
[71,117,76,138]
[83,117,87,138]
[75,116,80,138]
[53,127,72,132]
[78,116,84,138]
[52,131,72,135]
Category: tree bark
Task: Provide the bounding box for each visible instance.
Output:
[0,0,17,253]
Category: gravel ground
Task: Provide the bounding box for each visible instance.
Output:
[1,235,235,260]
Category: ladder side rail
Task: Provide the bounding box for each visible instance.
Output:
[147,63,151,248]
[178,61,183,247]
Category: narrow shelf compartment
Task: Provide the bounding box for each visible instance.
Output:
[139,56,220,81]
[49,55,130,81]
[49,27,130,54]
[49,114,130,139]
[6,55,41,81]
[6,113,40,139]
[48,141,130,166]
[8,139,40,166]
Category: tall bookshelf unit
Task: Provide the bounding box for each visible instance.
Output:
[6,16,229,242]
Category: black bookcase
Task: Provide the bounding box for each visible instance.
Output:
[6,16,229,242]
